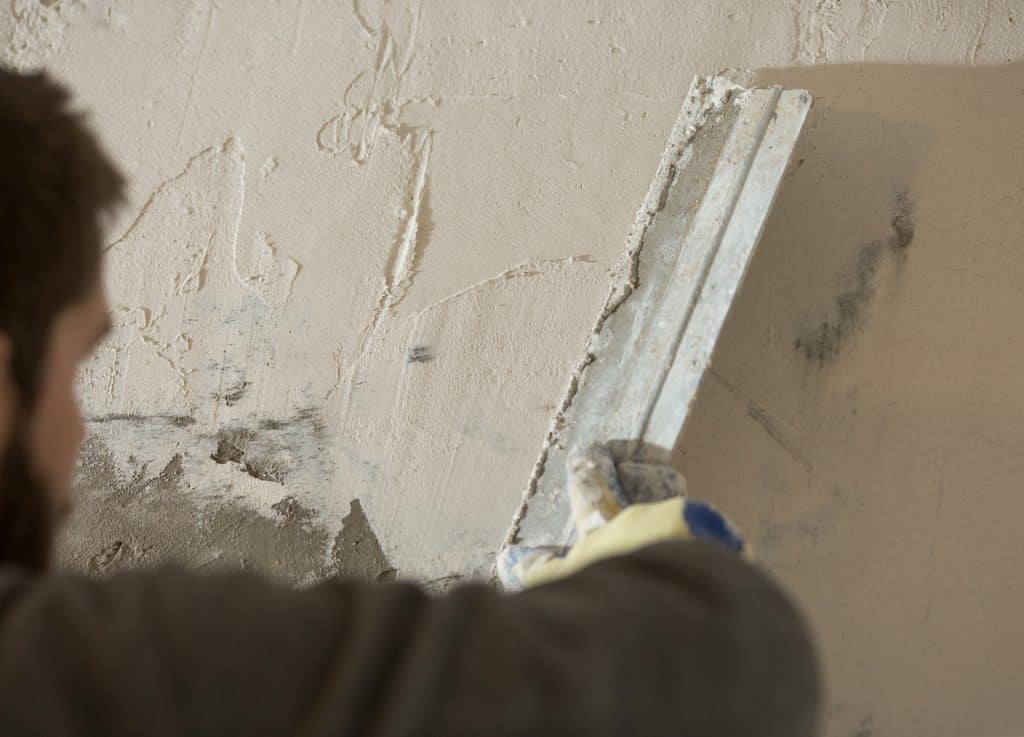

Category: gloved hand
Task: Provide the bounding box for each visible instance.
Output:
[497,443,746,590]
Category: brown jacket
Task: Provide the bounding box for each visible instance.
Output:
[0,541,820,736]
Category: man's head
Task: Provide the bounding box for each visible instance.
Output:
[0,69,124,570]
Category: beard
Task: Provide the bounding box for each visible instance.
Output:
[0,405,56,572]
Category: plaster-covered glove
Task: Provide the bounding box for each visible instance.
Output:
[497,444,746,590]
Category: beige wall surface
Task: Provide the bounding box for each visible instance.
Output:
[3,2,1023,735]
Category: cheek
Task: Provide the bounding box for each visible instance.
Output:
[30,363,85,488]
[54,368,85,452]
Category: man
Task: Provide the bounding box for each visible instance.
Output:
[0,68,821,736]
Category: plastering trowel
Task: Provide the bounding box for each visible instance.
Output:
[497,74,811,578]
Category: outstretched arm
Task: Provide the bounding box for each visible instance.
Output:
[0,540,819,737]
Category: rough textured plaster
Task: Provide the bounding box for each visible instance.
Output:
[1,4,1023,734]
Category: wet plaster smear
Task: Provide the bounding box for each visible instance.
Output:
[5,2,1024,734]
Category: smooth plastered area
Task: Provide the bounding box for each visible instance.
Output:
[3,2,1023,735]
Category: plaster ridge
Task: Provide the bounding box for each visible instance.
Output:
[235,231,302,306]
[969,0,995,64]
[224,137,254,298]
[792,0,844,64]
[171,230,213,296]
[352,0,375,37]
[385,129,433,308]
[333,0,424,165]
[104,143,222,254]
[859,0,899,59]
[417,255,599,315]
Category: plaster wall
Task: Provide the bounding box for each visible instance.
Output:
[3,2,1024,735]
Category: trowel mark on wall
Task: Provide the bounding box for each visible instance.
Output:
[97,139,247,409]
[791,0,844,64]
[235,230,302,306]
[317,3,437,314]
[374,255,607,579]
[322,130,433,415]
[172,0,215,159]
[172,232,212,295]
[385,130,433,309]
[315,0,437,431]
[108,140,298,309]
[795,191,914,366]
[94,134,304,432]
[969,0,996,64]
[317,0,425,165]
[790,0,902,63]
[352,0,376,37]
[858,0,900,59]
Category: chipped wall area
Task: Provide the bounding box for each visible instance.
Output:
[0,1,1019,591]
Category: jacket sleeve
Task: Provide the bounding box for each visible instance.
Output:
[0,540,821,737]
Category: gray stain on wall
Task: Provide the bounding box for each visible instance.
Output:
[210,426,285,484]
[207,407,329,485]
[218,379,251,406]
[88,413,197,427]
[795,191,914,366]
[406,345,433,363]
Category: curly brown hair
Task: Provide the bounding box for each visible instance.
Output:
[0,68,124,570]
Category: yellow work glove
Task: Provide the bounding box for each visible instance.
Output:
[497,444,746,590]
